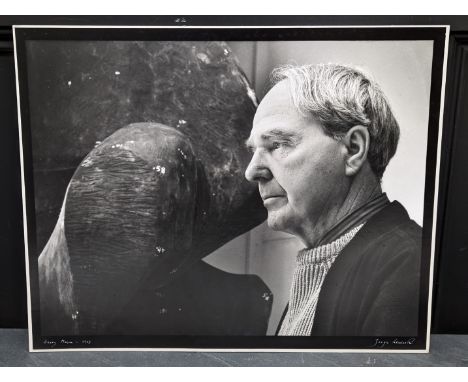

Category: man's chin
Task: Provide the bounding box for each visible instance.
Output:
[266,212,288,232]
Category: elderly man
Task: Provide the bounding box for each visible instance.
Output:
[245,64,421,337]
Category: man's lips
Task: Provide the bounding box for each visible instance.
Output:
[261,194,286,207]
[261,194,285,201]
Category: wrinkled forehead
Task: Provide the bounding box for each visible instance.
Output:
[248,81,311,142]
[253,80,298,124]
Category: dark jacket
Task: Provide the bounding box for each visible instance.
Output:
[279,201,422,336]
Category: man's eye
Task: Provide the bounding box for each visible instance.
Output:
[271,142,281,150]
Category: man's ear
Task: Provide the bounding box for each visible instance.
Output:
[343,125,370,176]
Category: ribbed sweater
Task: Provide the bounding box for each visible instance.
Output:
[278,224,364,336]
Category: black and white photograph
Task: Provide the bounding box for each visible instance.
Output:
[13,25,448,351]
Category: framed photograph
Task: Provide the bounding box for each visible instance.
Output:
[14,23,449,352]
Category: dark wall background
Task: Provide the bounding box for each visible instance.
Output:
[432,32,468,333]
[1,16,468,333]
[0,28,27,328]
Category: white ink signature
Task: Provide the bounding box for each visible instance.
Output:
[370,338,416,348]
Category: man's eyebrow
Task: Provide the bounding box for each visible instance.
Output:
[245,129,300,150]
[261,129,298,141]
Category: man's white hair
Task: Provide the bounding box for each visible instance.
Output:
[271,63,400,179]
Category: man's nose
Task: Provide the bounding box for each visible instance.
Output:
[245,151,272,182]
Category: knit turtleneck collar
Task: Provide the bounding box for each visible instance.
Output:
[297,223,364,266]
[278,224,364,336]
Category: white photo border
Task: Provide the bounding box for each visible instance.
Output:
[13,23,450,353]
